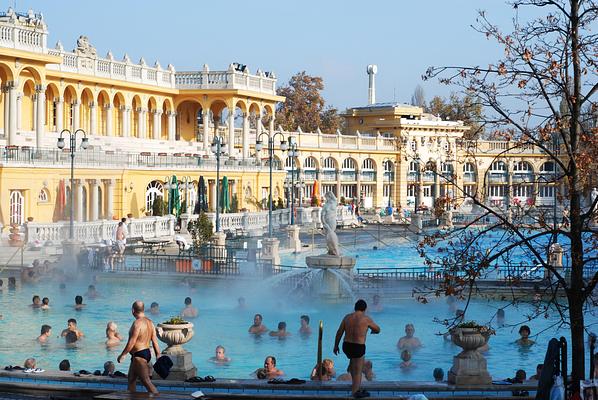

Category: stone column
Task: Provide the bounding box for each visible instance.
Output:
[123,107,131,137]
[228,111,235,157]
[55,97,63,133]
[242,112,249,160]
[89,102,97,135]
[356,168,362,204]
[105,105,112,136]
[153,110,161,140]
[168,111,176,141]
[75,180,84,223]
[89,180,99,221]
[8,83,17,144]
[137,108,144,138]
[256,116,262,145]
[72,102,80,131]
[268,117,274,134]
[104,179,115,220]
[202,110,210,150]
[336,169,341,199]
[16,91,22,130]
[3,85,9,137]
[35,86,45,150]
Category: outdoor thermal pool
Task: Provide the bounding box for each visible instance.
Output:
[0,275,592,382]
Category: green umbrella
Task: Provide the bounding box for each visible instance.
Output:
[221,176,230,213]
[168,175,181,217]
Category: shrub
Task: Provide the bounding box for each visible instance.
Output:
[152,196,166,216]
[188,212,213,248]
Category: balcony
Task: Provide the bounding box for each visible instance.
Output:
[407,171,419,182]
[341,171,356,182]
[512,173,534,184]
[320,171,337,182]
[422,171,435,182]
[302,170,318,181]
[488,173,508,183]
[0,146,269,172]
[360,171,376,182]
[463,172,476,183]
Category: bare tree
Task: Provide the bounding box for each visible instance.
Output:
[420,0,598,393]
[411,84,426,108]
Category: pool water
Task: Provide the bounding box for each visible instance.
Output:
[0,276,592,382]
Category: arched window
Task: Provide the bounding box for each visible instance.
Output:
[463,162,476,173]
[38,188,49,203]
[441,162,454,174]
[490,161,507,172]
[342,158,357,170]
[10,191,24,225]
[540,161,555,173]
[285,156,298,169]
[323,157,337,169]
[408,161,419,172]
[513,161,532,172]
[304,157,317,169]
[384,160,394,173]
[362,158,375,171]
[410,140,417,151]
[146,180,164,212]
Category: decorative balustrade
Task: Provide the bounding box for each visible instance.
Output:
[0,146,275,171]
[175,69,277,95]
[25,215,176,245]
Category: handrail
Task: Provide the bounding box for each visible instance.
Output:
[0,245,24,272]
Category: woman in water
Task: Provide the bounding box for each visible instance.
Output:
[105,321,122,347]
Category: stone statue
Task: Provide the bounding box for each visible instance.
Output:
[75,35,97,57]
[321,191,340,256]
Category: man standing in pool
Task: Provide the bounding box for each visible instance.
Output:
[117,301,160,394]
[333,299,380,399]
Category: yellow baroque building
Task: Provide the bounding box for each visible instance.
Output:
[0,9,565,227]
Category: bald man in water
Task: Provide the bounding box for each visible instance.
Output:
[117,301,160,394]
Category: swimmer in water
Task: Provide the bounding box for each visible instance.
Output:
[209,345,231,363]
[397,323,422,350]
[105,321,123,347]
[248,314,268,335]
[270,321,291,338]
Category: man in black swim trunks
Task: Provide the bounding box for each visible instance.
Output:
[334,299,380,399]
[117,300,160,394]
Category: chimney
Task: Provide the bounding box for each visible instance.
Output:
[367,64,377,105]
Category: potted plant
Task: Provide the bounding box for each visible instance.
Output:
[450,321,494,355]
[156,316,195,355]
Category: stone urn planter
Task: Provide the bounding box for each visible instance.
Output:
[155,320,196,380]
[156,322,194,355]
[448,325,493,385]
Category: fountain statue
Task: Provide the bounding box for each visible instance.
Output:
[306,191,355,270]
[322,192,341,256]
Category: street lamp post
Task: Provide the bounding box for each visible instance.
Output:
[384,159,392,209]
[287,140,299,225]
[256,131,288,237]
[211,135,227,233]
[57,129,88,240]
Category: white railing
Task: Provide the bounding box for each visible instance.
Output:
[0,10,47,53]
[25,215,176,245]
[46,48,176,89]
[175,69,277,95]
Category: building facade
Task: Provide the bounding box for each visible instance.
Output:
[0,8,560,227]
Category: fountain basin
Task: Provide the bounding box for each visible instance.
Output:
[305,255,356,269]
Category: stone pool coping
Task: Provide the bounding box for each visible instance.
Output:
[0,369,538,397]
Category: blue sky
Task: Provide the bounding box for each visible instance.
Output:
[10,1,518,110]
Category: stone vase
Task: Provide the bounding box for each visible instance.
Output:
[156,322,194,355]
[155,322,196,380]
[448,327,492,385]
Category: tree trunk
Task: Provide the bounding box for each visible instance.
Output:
[568,284,585,393]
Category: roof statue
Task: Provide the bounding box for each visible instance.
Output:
[75,35,97,57]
